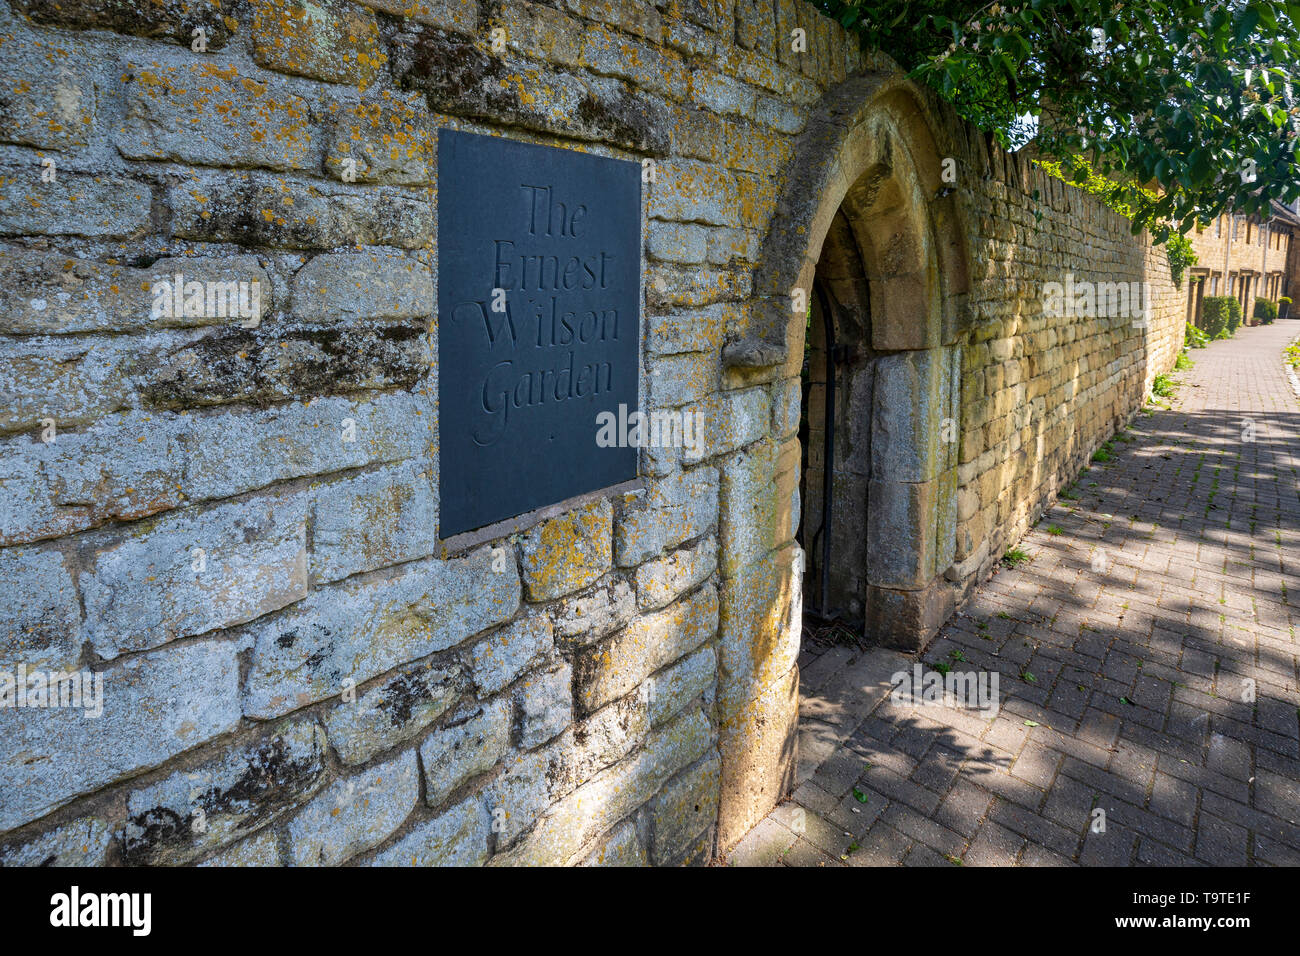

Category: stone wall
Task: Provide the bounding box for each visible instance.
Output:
[0,0,1185,866]
[950,151,1187,598]
[754,76,1187,658]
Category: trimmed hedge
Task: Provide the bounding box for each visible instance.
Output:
[1201,296,1241,339]
[1254,296,1278,325]
[1226,296,1243,334]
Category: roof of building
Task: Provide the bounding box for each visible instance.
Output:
[1269,199,1300,227]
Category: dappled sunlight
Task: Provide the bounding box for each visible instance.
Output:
[735,323,1299,867]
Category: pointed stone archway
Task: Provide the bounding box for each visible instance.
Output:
[715,69,974,852]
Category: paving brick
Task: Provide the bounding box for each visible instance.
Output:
[1193,811,1249,866]
[1102,798,1194,852]
[1058,757,1148,808]
[844,822,911,867]
[1008,743,1062,789]
[963,819,1024,866]
[902,843,956,867]
[1077,822,1137,866]
[769,802,849,858]
[781,836,841,867]
[810,747,873,798]
[1156,752,1251,803]
[727,816,796,867]
[933,779,994,838]
[991,797,1082,857]
[1148,771,1199,828]
[881,802,966,858]
[828,786,888,837]
[855,764,942,815]
[1135,837,1202,866]
[1200,790,1300,851]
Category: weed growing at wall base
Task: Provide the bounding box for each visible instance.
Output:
[1003,547,1031,567]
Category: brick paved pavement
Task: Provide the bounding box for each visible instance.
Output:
[731,322,1300,867]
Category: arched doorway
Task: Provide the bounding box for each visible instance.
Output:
[799,213,878,633]
[715,71,974,852]
[786,81,969,652]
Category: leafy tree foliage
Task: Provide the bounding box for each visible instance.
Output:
[1036,158,1197,281]
[815,0,1300,239]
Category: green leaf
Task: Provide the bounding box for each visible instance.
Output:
[829,0,1300,246]
[1235,7,1261,45]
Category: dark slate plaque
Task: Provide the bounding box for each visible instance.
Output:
[437,129,641,538]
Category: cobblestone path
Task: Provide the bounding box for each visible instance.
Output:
[731,321,1300,867]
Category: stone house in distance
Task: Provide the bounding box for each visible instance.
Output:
[1184,201,1300,325]
[0,0,1190,866]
